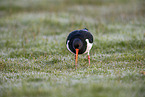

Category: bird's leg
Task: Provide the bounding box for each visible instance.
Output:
[75,49,79,69]
[88,52,90,66]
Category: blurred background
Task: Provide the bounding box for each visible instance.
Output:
[0,0,144,45]
[0,0,145,97]
[0,0,145,16]
[0,0,145,34]
[0,0,144,54]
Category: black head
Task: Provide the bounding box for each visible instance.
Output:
[73,38,83,50]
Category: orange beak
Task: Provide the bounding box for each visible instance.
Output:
[75,49,79,69]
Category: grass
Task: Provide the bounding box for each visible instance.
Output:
[0,0,145,97]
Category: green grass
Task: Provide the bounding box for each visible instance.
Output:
[0,0,145,97]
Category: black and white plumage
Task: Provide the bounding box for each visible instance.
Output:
[66,28,93,68]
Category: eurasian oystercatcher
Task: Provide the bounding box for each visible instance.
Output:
[66,28,93,69]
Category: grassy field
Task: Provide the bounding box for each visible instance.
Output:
[0,0,145,97]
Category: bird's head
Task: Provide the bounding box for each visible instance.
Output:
[73,38,83,50]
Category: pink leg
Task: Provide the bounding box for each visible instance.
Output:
[88,55,90,66]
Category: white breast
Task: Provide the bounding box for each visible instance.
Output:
[83,39,93,54]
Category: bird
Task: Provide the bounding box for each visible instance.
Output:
[66,28,93,69]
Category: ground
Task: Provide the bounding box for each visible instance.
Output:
[0,0,145,97]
